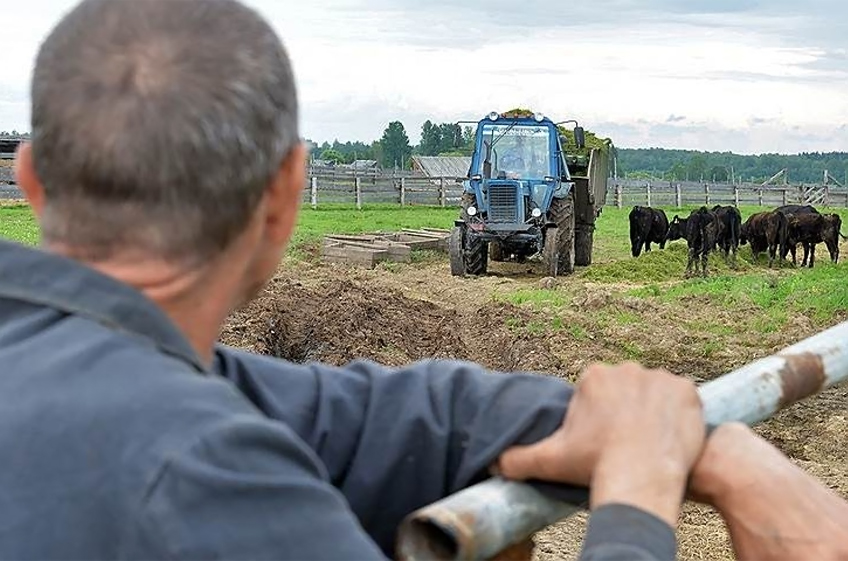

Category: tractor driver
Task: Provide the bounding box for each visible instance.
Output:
[500,134,529,179]
[1,1,847,560]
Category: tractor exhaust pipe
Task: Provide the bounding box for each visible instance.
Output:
[397,320,848,561]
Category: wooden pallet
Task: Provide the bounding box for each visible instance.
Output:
[320,228,451,268]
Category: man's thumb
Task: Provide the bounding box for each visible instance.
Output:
[493,437,561,482]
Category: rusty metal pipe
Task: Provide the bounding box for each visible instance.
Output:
[397,320,848,561]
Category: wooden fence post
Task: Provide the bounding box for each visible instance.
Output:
[355,177,362,210]
[782,189,788,206]
[758,188,764,206]
[646,183,652,207]
[675,183,682,208]
[734,185,739,207]
[311,176,318,209]
[400,178,406,206]
[439,177,446,207]
[705,183,711,206]
[615,184,622,209]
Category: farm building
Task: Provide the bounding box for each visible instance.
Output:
[411,156,471,179]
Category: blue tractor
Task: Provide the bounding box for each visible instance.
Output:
[449,110,609,277]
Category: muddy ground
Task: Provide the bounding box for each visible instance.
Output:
[220,251,847,560]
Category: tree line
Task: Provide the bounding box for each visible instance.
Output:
[307,121,476,169]
[307,110,611,170]
[618,148,848,186]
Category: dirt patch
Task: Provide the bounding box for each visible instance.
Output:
[221,272,565,374]
[219,255,848,560]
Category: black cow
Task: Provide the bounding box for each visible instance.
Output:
[783,212,842,267]
[740,210,789,267]
[711,205,742,264]
[775,204,819,216]
[666,207,721,277]
[629,206,669,257]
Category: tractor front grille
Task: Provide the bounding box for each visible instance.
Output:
[488,184,519,223]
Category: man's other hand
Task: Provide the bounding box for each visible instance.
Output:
[495,362,705,528]
[689,422,848,560]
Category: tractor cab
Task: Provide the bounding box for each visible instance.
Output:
[463,112,582,232]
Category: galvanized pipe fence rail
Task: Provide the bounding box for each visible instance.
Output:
[397,319,848,560]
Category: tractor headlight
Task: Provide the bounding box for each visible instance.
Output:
[487,112,499,121]
[533,112,545,122]
[531,208,542,218]
[467,206,478,216]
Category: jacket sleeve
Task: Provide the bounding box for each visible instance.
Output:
[580,504,676,561]
[134,417,391,560]
[214,347,574,553]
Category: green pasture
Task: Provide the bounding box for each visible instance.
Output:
[2,202,847,330]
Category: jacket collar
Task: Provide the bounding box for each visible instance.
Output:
[0,239,206,372]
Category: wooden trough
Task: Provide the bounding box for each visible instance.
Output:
[321,228,451,268]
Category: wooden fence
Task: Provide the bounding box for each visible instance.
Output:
[4,168,848,209]
[605,179,848,209]
[301,172,465,208]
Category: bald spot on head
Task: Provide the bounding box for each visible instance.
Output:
[30,0,299,264]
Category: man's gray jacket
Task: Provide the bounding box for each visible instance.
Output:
[0,240,675,560]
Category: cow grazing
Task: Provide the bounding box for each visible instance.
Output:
[775,204,819,216]
[667,207,721,277]
[783,212,842,267]
[740,210,789,267]
[711,205,742,264]
[629,206,669,257]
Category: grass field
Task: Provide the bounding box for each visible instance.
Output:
[6,200,845,332]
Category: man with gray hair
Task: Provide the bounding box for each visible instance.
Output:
[1,0,846,559]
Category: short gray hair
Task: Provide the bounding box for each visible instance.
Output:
[30,0,299,264]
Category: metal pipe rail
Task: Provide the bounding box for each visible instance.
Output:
[397,320,848,561]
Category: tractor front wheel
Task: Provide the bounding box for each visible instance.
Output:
[463,231,488,276]
[449,226,465,276]
[489,240,506,262]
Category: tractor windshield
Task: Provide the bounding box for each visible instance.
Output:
[478,124,553,180]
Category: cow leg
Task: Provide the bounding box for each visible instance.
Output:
[645,241,652,253]
[686,248,696,278]
[809,244,816,268]
[801,243,810,267]
[701,250,709,277]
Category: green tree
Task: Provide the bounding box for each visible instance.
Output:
[419,121,441,156]
[378,121,412,169]
[319,149,345,165]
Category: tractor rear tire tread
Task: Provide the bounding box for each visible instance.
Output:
[547,194,576,275]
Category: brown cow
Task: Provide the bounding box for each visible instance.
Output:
[740,210,788,267]
[783,212,842,267]
[667,207,721,277]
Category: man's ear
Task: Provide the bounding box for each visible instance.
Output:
[14,142,46,218]
[263,141,307,247]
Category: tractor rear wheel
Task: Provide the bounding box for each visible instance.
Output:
[547,194,576,276]
[542,226,561,276]
[449,226,465,276]
[460,192,477,222]
[574,224,594,266]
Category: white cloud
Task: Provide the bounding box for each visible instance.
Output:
[1,0,846,154]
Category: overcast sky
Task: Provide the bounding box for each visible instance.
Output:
[1,0,846,154]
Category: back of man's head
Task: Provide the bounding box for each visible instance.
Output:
[30,0,299,264]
